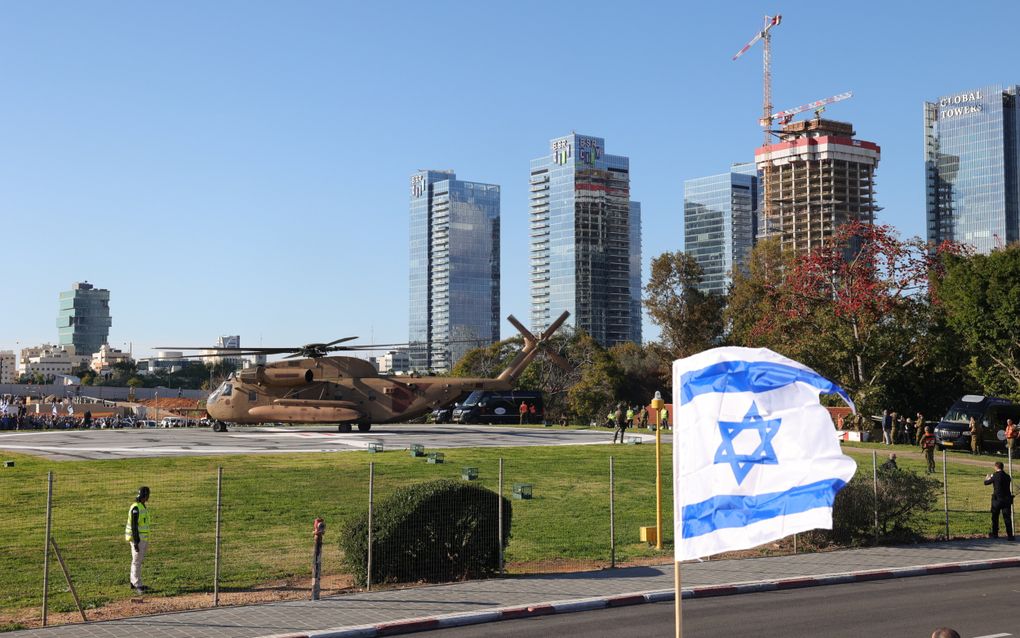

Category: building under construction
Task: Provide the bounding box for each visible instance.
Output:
[754,118,881,255]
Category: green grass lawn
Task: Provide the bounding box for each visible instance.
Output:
[0,440,1001,622]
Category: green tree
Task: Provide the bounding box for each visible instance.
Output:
[607,342,669,406]
[939,245,1020,399]
[644,251,724,359]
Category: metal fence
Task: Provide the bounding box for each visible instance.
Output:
[1,441,1012,629]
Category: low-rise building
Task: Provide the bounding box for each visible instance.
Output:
[91,344,134,375]
[20,344,88,380]
[377,350,411,374]
[0,350,16,384]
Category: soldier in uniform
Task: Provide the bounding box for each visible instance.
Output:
[612,403,627,444]
[919,426,937,474]
[914,412,925,445]
[970,416,982,455]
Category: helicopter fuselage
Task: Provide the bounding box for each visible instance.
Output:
[205,356,510,426]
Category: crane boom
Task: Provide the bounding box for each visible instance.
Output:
[770,91,853,122]
[731,15,781,60]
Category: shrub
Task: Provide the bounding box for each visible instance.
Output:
[813,467,941,546]
[339,479,512,586]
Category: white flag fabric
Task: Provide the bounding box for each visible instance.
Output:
[672,347,857,562]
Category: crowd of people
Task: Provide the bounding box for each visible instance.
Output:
[0,395,144,430]
[600,403,670,444]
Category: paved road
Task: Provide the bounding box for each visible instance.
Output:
[420,569,1020,638]
[0,424,666,460]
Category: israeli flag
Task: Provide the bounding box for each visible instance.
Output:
[673,347,857,562]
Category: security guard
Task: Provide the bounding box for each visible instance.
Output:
[125,486,151,593]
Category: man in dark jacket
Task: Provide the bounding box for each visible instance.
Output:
[983,462,1013,540]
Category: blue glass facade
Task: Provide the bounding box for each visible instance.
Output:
[530,133,639,347]
[56,281,112,357]
[409,170,500,372]
[925,84,1020,253]
[684,166,758,295]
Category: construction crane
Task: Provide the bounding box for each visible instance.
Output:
[732,14,782,144]
[769,91,853,126]
[732,14,782,236]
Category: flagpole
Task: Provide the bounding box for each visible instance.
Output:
[675,560,682,637]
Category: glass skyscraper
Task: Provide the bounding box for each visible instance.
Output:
[684,164,758,295]
[530,133,641,347]
[925,84,1020,253]
[56,281,112,357]
[409,170,500,372]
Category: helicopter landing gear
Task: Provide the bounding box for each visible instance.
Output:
[338,423,352,433]
[212,421,228,433]
[357,422,371,432]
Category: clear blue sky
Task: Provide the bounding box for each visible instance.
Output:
[2,1,1018,358]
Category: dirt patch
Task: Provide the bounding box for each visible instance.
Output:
[2,574,356,631]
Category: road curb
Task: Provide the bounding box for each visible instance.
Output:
[256,556,1020,638]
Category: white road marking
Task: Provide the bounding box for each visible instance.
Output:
[243,431,397,439]
[972,633,1011,638]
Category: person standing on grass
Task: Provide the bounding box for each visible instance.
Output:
[915,412,925,445]
[920,426,937,474]
[984,461,1014,540]
[881,409,892,445]
[613,403,627,444]
[1006,419,1017,458]
[125,486,152,594]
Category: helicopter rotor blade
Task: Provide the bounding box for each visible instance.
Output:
[506,315,537,344]
[322,336,360,347]
[541,311,571,341]
[542,348,572,373]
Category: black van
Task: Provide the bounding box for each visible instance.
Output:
[933,395,1020,451]
[451,390,544,425]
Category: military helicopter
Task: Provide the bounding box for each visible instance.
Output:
[161,312,570,432]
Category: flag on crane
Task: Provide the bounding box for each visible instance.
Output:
[672,347,856,561]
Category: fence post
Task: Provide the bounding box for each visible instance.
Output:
[872,451,879,545]
[1010,446,1014,535]
[610,456,615,568]
[367,462,374,592]
[498,458,504,576]
[42,471,53,627]
[942,449,950,540]
[214,466,222,606]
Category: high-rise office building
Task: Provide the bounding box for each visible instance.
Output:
[755,118,880,255]
[684,164,759,295]
[530,133,641,347]
[409,170,500,372]
[628,201,643,344]
[924,84,1020,253]
[56,281,112,357]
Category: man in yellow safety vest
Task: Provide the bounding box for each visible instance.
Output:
[125,486,151,594]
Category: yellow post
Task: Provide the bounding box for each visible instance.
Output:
[651,392,666,551]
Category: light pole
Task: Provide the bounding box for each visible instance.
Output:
[651,391,666,551]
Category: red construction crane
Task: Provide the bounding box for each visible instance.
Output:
[769,91,853,126]
[732,14,782,145]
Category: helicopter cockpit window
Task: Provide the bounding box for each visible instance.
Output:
[222,383,233,397]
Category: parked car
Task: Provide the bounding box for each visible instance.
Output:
[934,395,1020,451]
[451,390,544,425]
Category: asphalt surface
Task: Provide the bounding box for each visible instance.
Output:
[419,569,1020,638]
[7,539,1019,637]
[0,424,666,460]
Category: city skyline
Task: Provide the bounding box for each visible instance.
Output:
[2,2,1019,357]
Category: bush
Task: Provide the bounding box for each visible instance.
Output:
[339,479,512,586]
[813,467,941,546]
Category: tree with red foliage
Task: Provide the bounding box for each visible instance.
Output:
[727,222,967,415]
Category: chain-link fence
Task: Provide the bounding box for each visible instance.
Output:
[1,439,1012,629]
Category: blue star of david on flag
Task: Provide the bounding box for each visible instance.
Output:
[714,402,781,484]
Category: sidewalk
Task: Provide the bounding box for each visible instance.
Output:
[10,539,1020,638]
